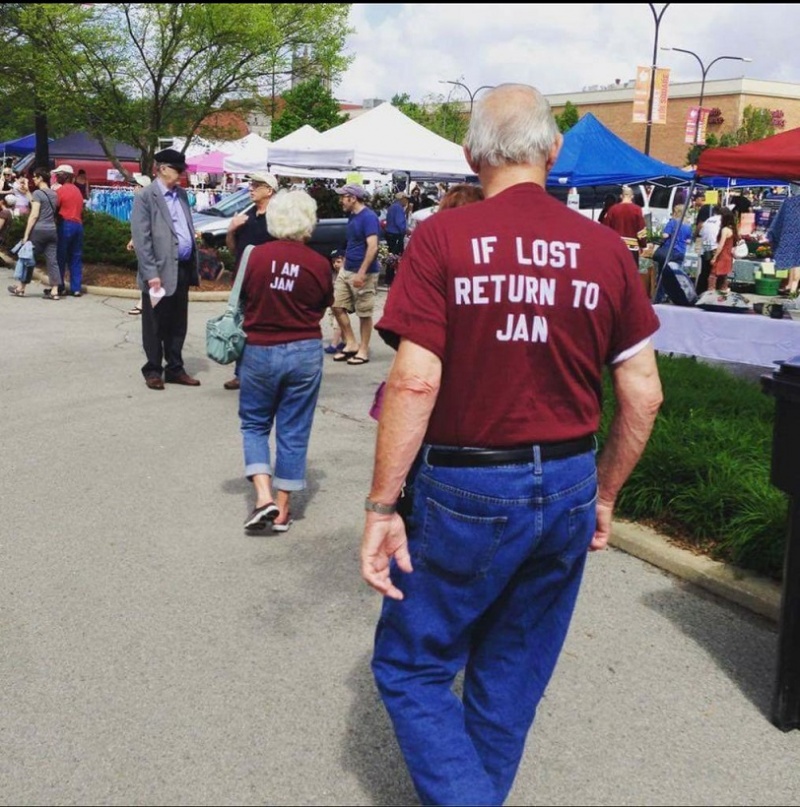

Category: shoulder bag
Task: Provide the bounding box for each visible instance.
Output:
[205,244,254,365]
[733,238,749,259]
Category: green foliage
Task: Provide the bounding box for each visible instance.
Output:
[555,101,579,133]
[0,4,354,175]
[270,77,347,140]
[9,208,138,268]
[599,355,788,580]
[306,182,344,219]
[391,92,466,144]
[735,104,777,144]
[80,211,138,268]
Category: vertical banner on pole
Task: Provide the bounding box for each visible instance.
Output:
[652,68,670,124]
[696,107,710,145]
[685,107,710,144]
[685,106,699,143]
[632,66,651,123]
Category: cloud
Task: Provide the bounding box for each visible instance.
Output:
[336,4,796,105]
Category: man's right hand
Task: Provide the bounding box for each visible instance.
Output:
[361,513,413,600]
[228,212,248,233]
[148,277,162,291]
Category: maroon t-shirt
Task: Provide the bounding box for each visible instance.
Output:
[603,201,647,251]
[241,240,334,347]
[377,182,660,447]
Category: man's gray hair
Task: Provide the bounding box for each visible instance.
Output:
[464,83,560,168]
[266,189,318,241]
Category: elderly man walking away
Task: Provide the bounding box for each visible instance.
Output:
[331,184,380,366]
[131,148,200,391]
[53,164,85,297]
[360,83,663,806]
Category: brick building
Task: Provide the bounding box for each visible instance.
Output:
[546,78,800,168]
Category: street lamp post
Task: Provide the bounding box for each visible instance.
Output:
[661,46,752,146]
[644,3,671,156]
[438,80,495,116]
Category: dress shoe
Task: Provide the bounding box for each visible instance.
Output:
[165,372,201,386]
[223,377,240,390]
[145,376,165,390]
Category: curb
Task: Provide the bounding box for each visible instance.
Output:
[31,269,230,302]
[609,520,781,622]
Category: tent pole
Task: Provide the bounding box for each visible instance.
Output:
[651,177,698,303]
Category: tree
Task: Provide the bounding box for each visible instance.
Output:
[555,101,579,133]
[270,78,346,140]
[0,3,353,176]
[391,92,466,144]
[685,105,777,166]
[734,104,777,145]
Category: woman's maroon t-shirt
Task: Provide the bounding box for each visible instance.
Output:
[241,240,334,346]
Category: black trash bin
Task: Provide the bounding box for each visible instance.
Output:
[761,356,800,730]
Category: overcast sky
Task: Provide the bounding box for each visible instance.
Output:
[335,4,797,105]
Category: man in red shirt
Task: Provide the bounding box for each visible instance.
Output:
[54,165,85,297]
[602,184,648,268]
[360,84,663,805]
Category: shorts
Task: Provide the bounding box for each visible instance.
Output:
[333,270,378,317]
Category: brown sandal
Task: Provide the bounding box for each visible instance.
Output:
[7,285,24,297]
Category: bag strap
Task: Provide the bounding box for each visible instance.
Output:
[226,244,255,313]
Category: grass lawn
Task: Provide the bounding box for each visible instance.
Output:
[599,354,788,581]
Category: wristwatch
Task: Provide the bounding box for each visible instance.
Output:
[364,497,397,515]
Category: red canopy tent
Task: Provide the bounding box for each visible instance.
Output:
[696,127,800,181]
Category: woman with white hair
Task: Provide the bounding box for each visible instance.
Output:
[238,190,334,533]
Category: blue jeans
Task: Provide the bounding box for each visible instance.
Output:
[57,220,84,294]
[372,445,597,806]
[238,339,323,490]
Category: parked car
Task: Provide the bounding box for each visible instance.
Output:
[547,182,687,228]
[192,188,348,259]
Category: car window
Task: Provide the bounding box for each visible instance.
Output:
[201,188,252,217]
[649,187,672,209]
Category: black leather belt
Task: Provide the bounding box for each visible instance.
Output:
[426,436,595,468]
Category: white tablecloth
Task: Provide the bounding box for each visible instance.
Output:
[653,304,800,368]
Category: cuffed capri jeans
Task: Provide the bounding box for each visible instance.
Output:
[238,338,324,491]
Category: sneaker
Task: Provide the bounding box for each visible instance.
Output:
[271,518,294,533]
[243,502,280,531]
[324,341,346,355]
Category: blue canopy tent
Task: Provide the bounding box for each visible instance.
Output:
[547,112,693,188]
[0,133,41,156]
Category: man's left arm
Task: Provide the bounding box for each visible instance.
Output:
[593,344,663,551]
[361,338,441,600]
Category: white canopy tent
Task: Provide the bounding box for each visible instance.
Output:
[267,103,473,179]
[222,133,272,174]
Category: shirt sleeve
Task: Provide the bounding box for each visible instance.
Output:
[376,220,448,358]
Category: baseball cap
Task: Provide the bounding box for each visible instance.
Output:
[330,248,345,259]
[247,171,278,191]
[132,173,152,188]
[54,164,74,175]
[335,183,367,200]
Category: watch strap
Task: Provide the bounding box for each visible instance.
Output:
[364,497,397,515]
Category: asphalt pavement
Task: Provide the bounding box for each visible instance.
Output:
[2,270,800,806]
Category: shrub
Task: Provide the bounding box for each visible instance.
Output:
[599,354,788,580]
[81,210,137,268]
[9,208,138,269]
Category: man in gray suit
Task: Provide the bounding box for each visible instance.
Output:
[131,148,201,390]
